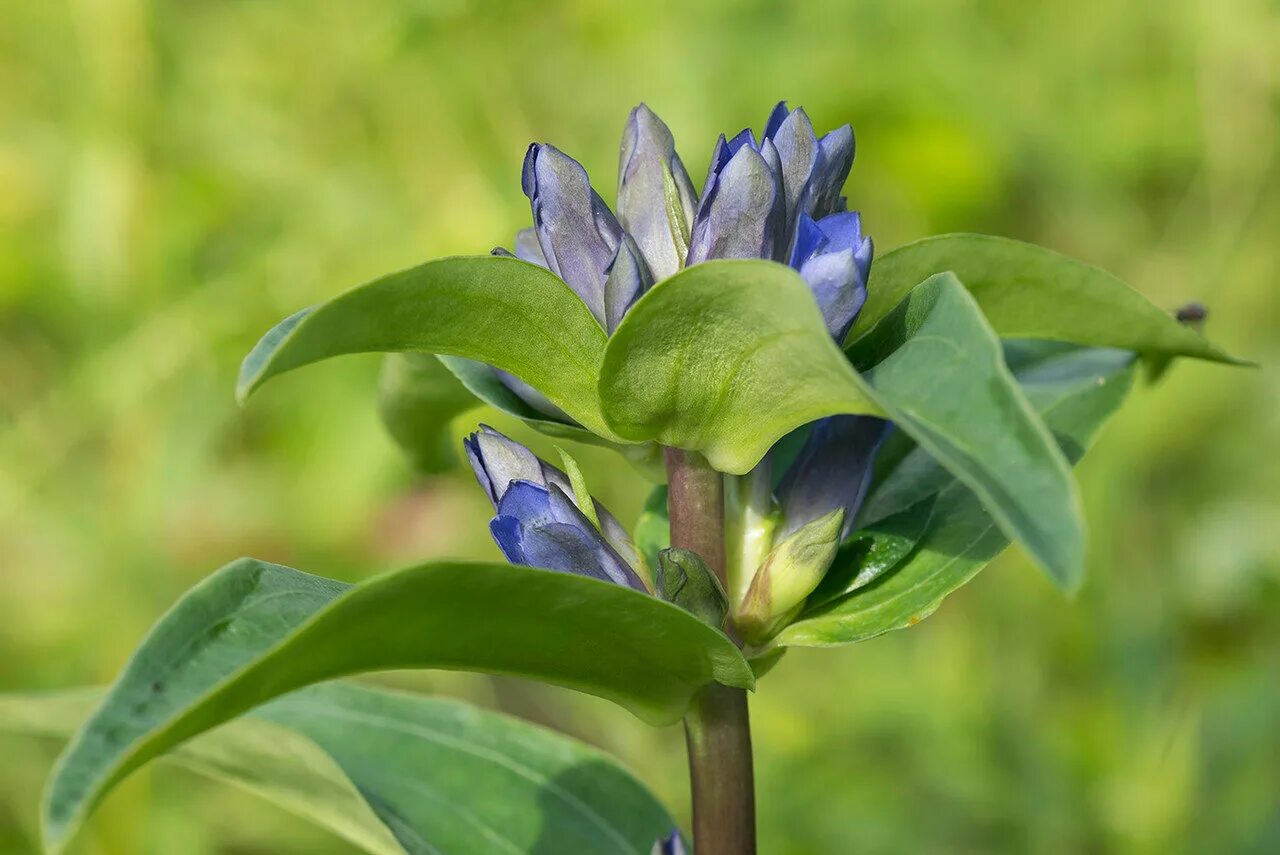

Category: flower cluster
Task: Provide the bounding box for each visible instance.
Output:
[469,103,889,644]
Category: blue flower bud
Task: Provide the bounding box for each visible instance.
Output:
[651,831,689,855]
[762,101,856,228]
[603,234,653,333]
[465,426,647,591]
[617,104,698,281]
[775,415,892,541]
[789,211,874,342]
[686,132,785,264]
[522,143,624,326]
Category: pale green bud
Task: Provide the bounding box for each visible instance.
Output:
[735,508,844,644]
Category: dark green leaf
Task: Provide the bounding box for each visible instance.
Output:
[237,255,620,439]
[779,344,1137,647]
[851,234,1244,364]
[6,682,674,855]
[853,274,1084,590]
[42,558,751,852]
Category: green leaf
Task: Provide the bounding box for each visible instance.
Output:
[5,683,674,855]
[778,344,1137,648]
[852,274,1084,590]
[42,559,751,853]
[598,260,883,473]
[377,353,480,474]
[237,255,620,439]
[805,496,937,609]
[851,234,1244,363]
[603,262,1084,589]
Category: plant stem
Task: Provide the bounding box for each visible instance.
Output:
[664,447,756,855]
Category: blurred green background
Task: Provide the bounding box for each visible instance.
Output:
[2,0,1277,852]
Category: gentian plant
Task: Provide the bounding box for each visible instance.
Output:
[12,103,1245,854]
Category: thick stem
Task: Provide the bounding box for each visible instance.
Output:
[664,448,756,855]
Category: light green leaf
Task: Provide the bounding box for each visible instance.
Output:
[237,255,620,439]
[42,558,751,853]
[602,262,1083,589]
[778,344,1137,647]
[850,234,1243,364]
[598,260,883,473]
[5,682,674,855]
[377,353,480,474]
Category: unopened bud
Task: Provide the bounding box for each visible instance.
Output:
[655,548,729,629]
[735,508,844,644]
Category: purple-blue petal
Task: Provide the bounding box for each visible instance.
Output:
[776,415,892,539]
[522,143,622,325]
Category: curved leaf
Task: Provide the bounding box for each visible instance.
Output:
[42,559,751,853]
[439,356,665,476]
[237,255,619,439]
[779,344,1137,647]
[852,274,1084,590]
[6,682,674,855]
[598,259,883,473]
[851,234,1243,363]
[601,263,1083,588]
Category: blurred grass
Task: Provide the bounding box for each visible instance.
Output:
[1,0,1277,852]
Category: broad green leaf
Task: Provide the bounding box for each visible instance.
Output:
[852,274,1084,590]
[851,234,1243,363]
[5,682,674,855]
[602,262,1083,589]
[377,353,480,474]
[598,260,884,474]
[42,558,751,853]
[237,255,620,439]
[778,344,1137,647]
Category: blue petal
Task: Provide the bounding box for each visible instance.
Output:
[617,104,697,281]
[514,227,548,266]
[763,100,790,141]
[687,143,784,264]
[497,479,558,527]
[522,143,622,325]
[798,250,868,342]
[602,235,653,333]
[465,426,547,507]
[806,125,856,219]
[776,415,892,539]
[767,107,819,229]
[489,515,527,564]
